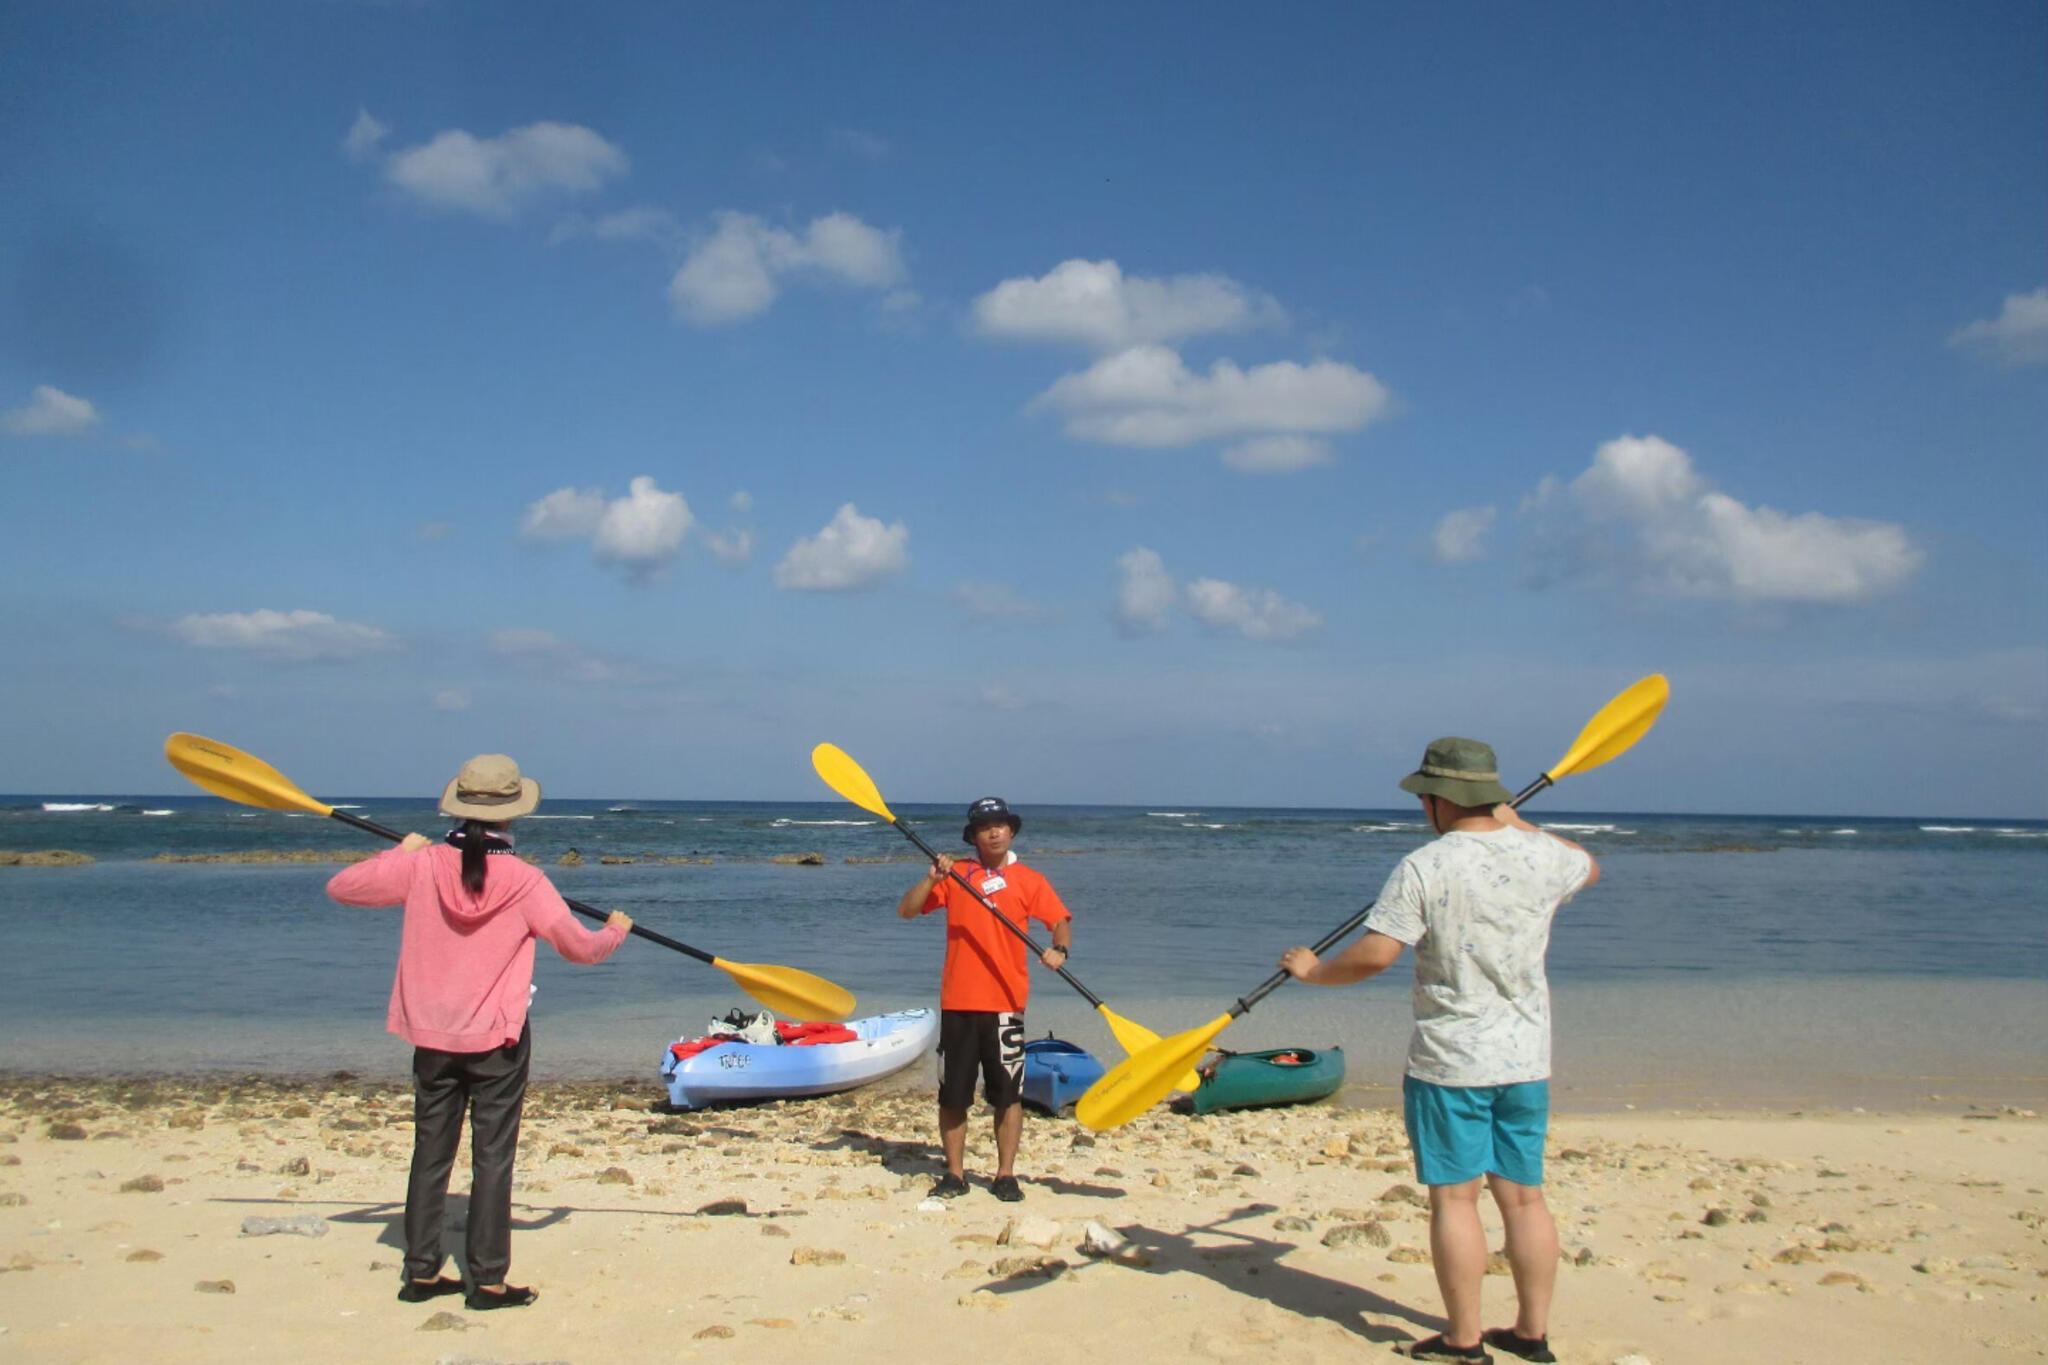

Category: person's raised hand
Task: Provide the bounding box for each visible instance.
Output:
[1279,946,1320,981]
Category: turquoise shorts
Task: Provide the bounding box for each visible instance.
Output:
[1402,1075,1549,1187]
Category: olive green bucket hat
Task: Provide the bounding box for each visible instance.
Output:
[1398,736,1514,808]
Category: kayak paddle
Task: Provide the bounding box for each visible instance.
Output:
[1073,673,1670,1132]
[163,733,857,1022]
[810,742,1202,1090]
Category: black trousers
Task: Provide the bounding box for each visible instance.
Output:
[404,1024,530,1286]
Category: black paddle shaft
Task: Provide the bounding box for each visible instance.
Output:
[890,818,1105,1009]
[1227,771,1556,1018]
[327,808,717,965]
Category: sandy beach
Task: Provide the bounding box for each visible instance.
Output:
[1,1073,2041,1365]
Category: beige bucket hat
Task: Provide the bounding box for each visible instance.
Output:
[439,754,542,821]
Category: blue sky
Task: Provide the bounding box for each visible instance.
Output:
[3,1,2042,817]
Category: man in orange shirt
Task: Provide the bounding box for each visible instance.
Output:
[896,796,1073,1202]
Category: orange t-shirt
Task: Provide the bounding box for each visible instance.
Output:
[920,856,1071,1012]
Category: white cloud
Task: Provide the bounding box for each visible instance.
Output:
[1948,287,2048,368]
[671,217,776,323]
[1033,344,1392,451]
[730,489,754,513]
[1693,494,1922,603]
[953,581,1046,620]
[668,211,907,325]
[974,259,1285,352]
[802,212,903,285]
[1113,547,1174,637]
[487,627,623,684]
[1525,434,1924,604]
[977,683,1030,711]
[704,526,756,566]
[342,108,388,163]
[773,503,909,591]
[433,689,470,712]
[829,128,892,161]
[549,205,682,246]
[2,385,101,437]
[520,486,608,541]
[1430,505,1497,564]
[170,609,398,662]
[383,121,629,218]
[1185,578,1322,642]
[519,477,693,582]
[593,476,693,578]
[1221,434,1333,475]
[487,627,564,654]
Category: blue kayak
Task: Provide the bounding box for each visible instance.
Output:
[1021,1036,1105,1114]
[659,1007,938,1110]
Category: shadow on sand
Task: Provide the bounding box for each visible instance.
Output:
[974,1200,1442,1349]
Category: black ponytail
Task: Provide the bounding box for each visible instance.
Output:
[460,818,490,896]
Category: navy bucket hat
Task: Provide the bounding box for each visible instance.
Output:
[962,796,1022,843]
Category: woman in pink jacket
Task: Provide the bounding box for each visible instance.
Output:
[327,754,631,1311]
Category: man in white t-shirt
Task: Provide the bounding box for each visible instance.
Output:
[1280,737,1598,1365]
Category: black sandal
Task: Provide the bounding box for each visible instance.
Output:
[464,1284,538,1311]
[1407,1335,1492,1363]
[1482,1328,1555,1363]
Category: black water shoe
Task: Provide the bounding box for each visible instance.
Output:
[1407,1335,1492,1363]
[929,1172,969,1199]
[464,1284,538,1311]
[396,1276,464,1303]
[1482,1328,1555,1363]
[990,1175,1024,1202]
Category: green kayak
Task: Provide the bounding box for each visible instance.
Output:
[1177,1045,1346,1115]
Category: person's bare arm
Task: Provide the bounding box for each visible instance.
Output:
[1041,916,1071,966]
[897,854,954,918]
[1278,931,1405,986]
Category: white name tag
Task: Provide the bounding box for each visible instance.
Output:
[979,874,1008,894]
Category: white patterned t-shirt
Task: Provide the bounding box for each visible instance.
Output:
[1363,826,1593,1087]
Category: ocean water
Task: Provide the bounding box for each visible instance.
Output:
[2,796,2042,1110]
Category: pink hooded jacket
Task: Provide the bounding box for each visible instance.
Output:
[327,843,627,1053]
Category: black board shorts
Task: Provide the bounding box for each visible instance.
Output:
[937,1009,1025,1109]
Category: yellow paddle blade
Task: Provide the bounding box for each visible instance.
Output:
[1095,1005,1203,1092]
[810,743,896,822]
[1544,674,1669,782]
[1076,1012,1234,1132]
[1095,1003,1162,1055]
[713,958,857,1023]
[166,733,334,816]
